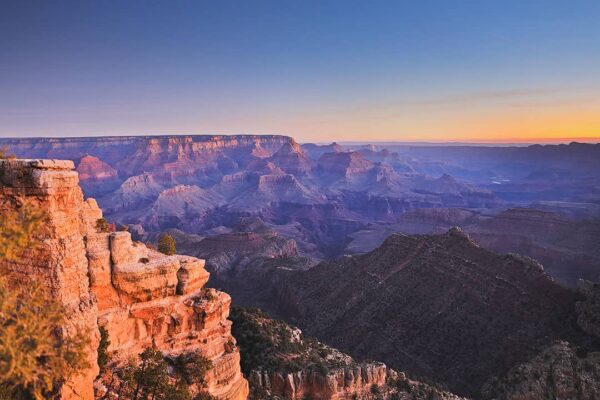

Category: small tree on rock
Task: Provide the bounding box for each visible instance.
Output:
[96,218,110,233]
[158,234,176,255]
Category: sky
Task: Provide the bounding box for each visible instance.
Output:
[1,0,600,143]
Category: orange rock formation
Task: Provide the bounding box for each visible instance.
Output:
[0,159,249,400]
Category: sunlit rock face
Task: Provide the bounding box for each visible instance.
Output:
[249,363,390,400]
[0,159,100,400]
[0,159,248,400]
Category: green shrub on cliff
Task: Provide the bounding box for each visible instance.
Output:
[0,278,90,400]
[158,234,177,255]
[0,199,44,263]
[97,326,111,374]
[96,217,110,233]
[109,347,216,400]
[230,307,343,376]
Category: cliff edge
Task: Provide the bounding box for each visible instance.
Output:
[0,159,249,400]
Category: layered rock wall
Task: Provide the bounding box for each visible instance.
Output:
[0,159,100,399]
[249,363,389,400]
[0,159,248,400]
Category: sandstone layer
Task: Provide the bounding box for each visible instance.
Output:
[249,364,389,400]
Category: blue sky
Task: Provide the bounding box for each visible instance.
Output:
[1,0,599,142]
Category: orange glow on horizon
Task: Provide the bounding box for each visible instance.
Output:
[285,99,600,144]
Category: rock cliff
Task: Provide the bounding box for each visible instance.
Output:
[0,159,99,400]
[231,308,465,400]
[482,341,600,399]
[576,280,600,339]
[0,159,249,400]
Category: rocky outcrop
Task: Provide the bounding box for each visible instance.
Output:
[301,142,344,160]
[316,152,374,180]
[171,228,299,287]
[469,209,600,286]
[101,172,164,212]
[576,280,600,339]
[0,159,249,400]
[146,184,224,231]
[75,154,121,196]
[343,207,600,287]
[483,341,600,400]
[249,363,389,400]
[0,135,291,175]
[231,308,465,400]
[0,159,100,400]
[268,140,312,176]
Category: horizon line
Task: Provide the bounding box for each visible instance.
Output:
[0,133,599,146]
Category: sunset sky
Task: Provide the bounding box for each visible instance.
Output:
[1,1,599,143]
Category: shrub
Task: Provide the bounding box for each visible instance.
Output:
[96,218,110,233]
[117,347,193,400]
[313,362,329,376]
[172,351,213,387]
[118,224,129,232]
[0,198,45,262]
[224,340,235,354]
[0,279,90,399]
[97,326,111,374]
[158,234,176,255]
[370,383,381,395]
[139,257,150,264]
[201,288,215,301]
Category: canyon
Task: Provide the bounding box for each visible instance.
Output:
[0,158,429,400]
[1,135,600,399]
[1,136,598,286]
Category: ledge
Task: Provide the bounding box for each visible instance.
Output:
[0,158,75,170]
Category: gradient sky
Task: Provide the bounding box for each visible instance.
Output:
[1,0,600,142]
